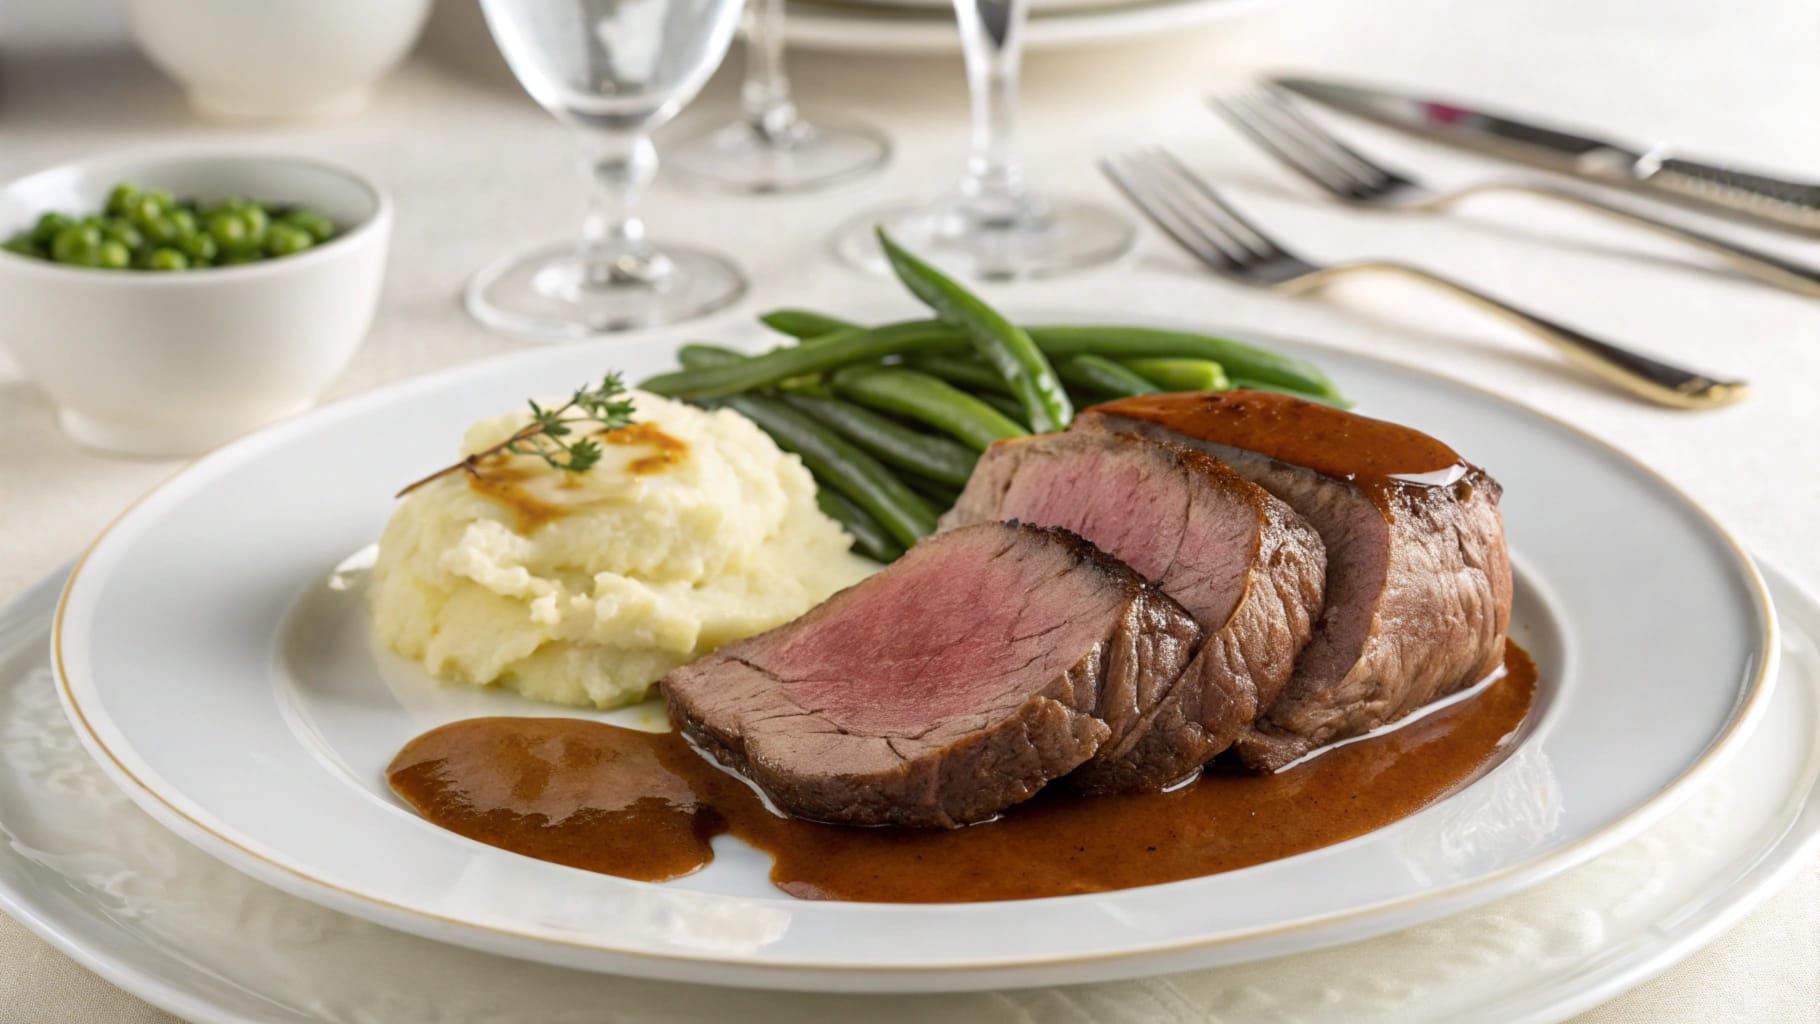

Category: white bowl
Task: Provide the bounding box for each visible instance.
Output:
[128,0,432,122]
[0,151,391,457]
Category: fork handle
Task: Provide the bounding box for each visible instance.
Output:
[1369,262,1748,409]
[1448,182,1820,298]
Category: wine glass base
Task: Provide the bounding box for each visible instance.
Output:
[834,195,1135,281]
[464,242,747,340]
[669,119,890,194]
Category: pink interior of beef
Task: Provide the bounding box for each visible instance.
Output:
[995,444,1251,632]
[755,532,1117,733]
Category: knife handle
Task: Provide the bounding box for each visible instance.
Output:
[1642,157,1820,234]
[1460,182,1820,298]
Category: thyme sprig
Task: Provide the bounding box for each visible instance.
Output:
[395,373,637,498]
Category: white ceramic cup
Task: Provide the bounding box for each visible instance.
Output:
[0,151,391,458]
[128,0,432,122]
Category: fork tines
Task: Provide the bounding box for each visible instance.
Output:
[1099,147,1289,274]
[1212,90,1401,201]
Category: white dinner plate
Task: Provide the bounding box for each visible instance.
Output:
[53,312,1775,992]
[8,564,1820,1022]
[782,0,1280,54]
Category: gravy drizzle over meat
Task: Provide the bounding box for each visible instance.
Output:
[388,643,1537,903]
[1089,391,1469,499]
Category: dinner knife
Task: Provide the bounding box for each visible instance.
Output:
[1272,75,1820,236]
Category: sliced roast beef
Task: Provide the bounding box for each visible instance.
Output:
[941,431,1326,792]
[661,521,1202,827]
[1076,391,1512,771]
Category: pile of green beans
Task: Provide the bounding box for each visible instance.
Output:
[644,231,1346,563]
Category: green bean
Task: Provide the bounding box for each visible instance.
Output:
[651,301,1341,416]
[677,343,832,396]
[782,393,978,486]
[761,310,858,341]
[798,318,1342,401]
[816,488,904,563]
[1122,357,1231,393]
[876,230,1072,432]
[902,353,1012,395]
[716,394,938,547]
[904,473,962,510]
[1057,355,1160,398]
[1027,326,1338,399]
[830,365,1028,450]
[976,391,1032,428]
[677,342,747,370]
[1229,378,1356,409]
[639,322,957,399]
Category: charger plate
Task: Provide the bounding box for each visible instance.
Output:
[52,315,1775,991]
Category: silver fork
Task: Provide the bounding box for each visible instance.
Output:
[1099,147,1746,409]
[1213,88,1820,299]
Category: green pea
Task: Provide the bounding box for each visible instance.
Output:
[105,184,139,217]
[147,247,188,271]
[100,217,143,250]
[265,223,312,256]
[50,224,102,263]
[30,212,72,246]
[18,184,340,271]
[127,193,167,227]
[238,205,269,247]
[177,229,217,264]
[281,209,336,241]
[96,240,132,269]
[208,210,252,251]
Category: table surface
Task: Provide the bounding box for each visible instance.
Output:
[2,0,1817,1020]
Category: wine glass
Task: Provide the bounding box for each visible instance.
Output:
[469,0,748,339]
[833,0,1132,280]
[668,0,890,192]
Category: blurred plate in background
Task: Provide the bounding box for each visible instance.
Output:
[783,0,1281,54]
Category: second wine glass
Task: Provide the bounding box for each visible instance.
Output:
[669,0,891,193]
[468,0,748,339]
[834,0,1132,279]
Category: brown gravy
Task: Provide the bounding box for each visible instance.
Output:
[388,643,1536,903]
[466,423,689,531]
[603,421,688,475]
[1091,391,1464,489]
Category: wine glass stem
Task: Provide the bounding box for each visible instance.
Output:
[954,0,1032,222]
[580,130,662,285]
[742,0,802,143]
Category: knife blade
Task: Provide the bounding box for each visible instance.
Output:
[1272,76,1820,236]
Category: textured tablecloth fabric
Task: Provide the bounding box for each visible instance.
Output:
[2,0,1818,1019]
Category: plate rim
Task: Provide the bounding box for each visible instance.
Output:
[49,317,1780,979]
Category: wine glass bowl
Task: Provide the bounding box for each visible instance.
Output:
[468,0,749,339]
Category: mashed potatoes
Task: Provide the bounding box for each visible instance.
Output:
[368,390,875,709]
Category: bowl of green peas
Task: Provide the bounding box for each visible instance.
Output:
[0,150,390,456]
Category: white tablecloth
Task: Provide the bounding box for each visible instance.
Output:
[2,0,1817,1019]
